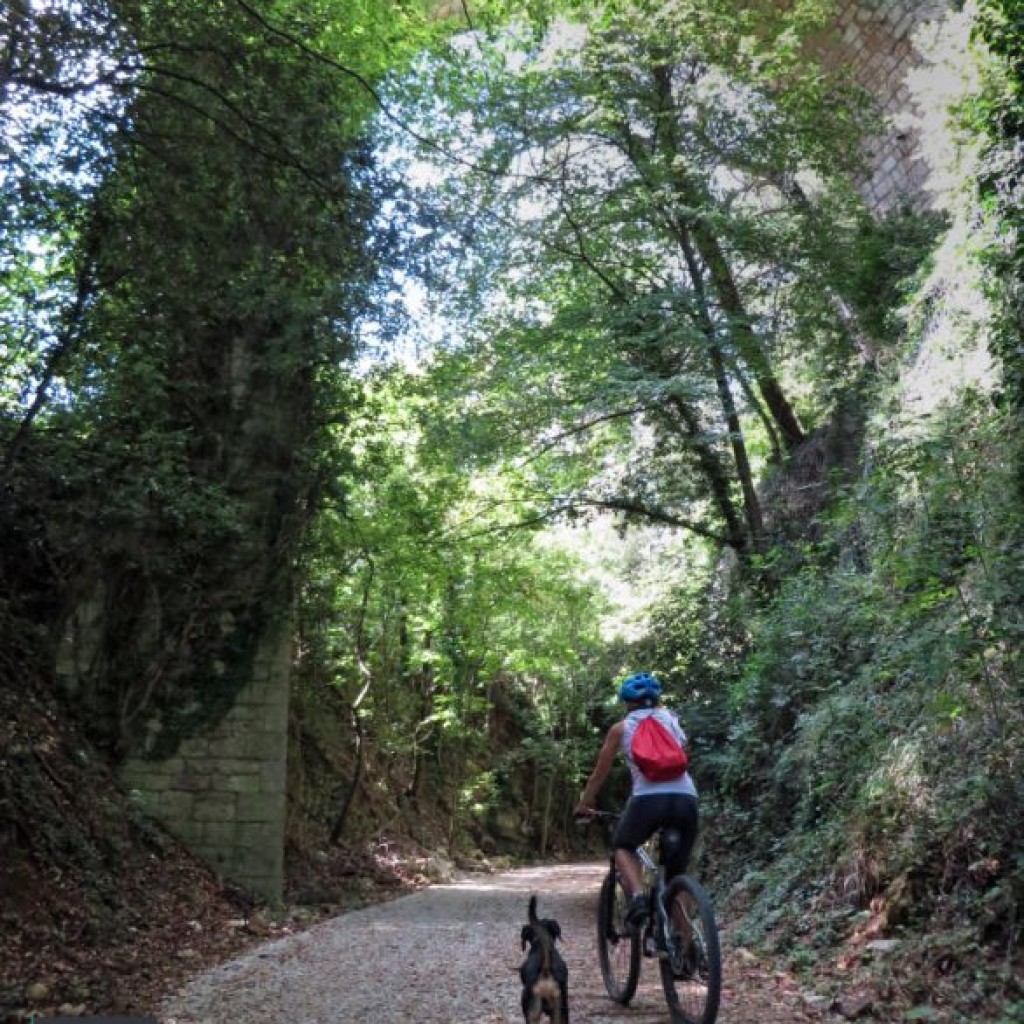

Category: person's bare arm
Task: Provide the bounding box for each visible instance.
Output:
[576,720,625,812]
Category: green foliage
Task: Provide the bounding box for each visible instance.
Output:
[0,0,437,750]
[841,207,949,345]
[386,0,877,566]
[697,287,1024,993]
[292,367,613,846]
[970,1,1024,412]
[4,15,1022,1012]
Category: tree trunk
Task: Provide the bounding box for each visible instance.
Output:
[690,222,806,449]
[406,634,434,803]
[539,769,555,856]
[676,230,766,554]
[664,396,749,554]
[329,708,364,845]
[651,62,805,451]
[332,568,374,845]
[708,342,765,554]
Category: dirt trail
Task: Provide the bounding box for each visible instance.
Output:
[162,862,825,1024]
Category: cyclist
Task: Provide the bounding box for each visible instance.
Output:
[574,672,699,926]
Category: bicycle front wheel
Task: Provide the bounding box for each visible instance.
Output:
[660,874,722,1024]
[597,868,640,1004]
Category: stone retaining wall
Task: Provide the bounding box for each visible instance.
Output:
[120,623,291,903]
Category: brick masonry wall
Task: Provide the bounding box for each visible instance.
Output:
[810,0,964,214]
[119,622,291,903]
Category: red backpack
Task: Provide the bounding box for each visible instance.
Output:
[631,714,689,781]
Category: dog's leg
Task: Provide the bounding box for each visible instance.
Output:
[521,986,534,1024]
[526,990,545,1024]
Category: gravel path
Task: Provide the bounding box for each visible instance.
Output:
[161,862,825,1024]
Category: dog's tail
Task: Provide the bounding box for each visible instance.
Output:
[528,895,552,974]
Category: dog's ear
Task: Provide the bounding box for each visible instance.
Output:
[521,924,533,950]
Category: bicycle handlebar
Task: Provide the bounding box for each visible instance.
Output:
[574,809,620,821]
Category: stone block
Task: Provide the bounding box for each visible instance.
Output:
[177,737,212,758]
[175,769,211,792]
[262,699,287,726]
[182,756,218,777]
[203,721,238,744]
[193,793,239,821]
[224,704,262,726]
[237,688,272,712]
[879,1,901,24]
[207,732,265,760]
[153,790,195,821]
[222,774,263,794]
[201,821,241,847]
[202,756,262,777]
[119,765,158,790]
[257,759,286,792]
[138,773,179,792]
[886,65,907,91]
[263,699,288,728]
[231,691,268,710]
[237,820,280,849]
[236,792,279,823]
[168,818,205,847]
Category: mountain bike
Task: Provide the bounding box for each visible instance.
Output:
[583,809,721,1024]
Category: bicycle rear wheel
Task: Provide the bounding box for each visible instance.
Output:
[659,874,722,1024]
[597,868,640,1004]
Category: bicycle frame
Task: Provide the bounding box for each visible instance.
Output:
[592,815,686,960]
[637,833,682,958]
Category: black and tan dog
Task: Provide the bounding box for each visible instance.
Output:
[519,894,569,1024]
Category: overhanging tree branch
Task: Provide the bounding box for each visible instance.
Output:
[515,404,652,467]
[452,494,729,546]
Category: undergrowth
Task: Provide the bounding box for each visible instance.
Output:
[697,192,1024,1022]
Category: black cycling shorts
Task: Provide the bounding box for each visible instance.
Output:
[613,792,699,876]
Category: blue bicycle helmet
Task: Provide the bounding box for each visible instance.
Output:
[618,672,662,702]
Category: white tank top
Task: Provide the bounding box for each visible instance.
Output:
[621,707,698,798]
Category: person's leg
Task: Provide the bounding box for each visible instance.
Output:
[657,794,700,945]
[661,794,699,880]
[613,798,661,924]
[613,797,659,894]
[614,847,643,894]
